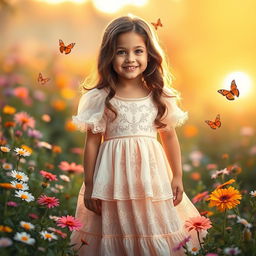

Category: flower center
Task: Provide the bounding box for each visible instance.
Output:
[21,194,28,199]
[16,174,23,180]
[23,224,30,230]
[45,234,52,238]
[66,221,74,226]
[220,195,231,201]
[16,184,23,189]
[21,236,28,241]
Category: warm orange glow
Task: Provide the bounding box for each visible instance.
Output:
[35,0,87,4]
[92,0,148,14]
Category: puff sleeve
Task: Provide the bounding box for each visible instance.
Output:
[158,87,188,131]
[72,88,107,134]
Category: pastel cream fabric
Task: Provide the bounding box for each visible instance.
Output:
[70,88,204,256]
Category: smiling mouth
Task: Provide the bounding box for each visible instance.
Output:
[123,66,139,71]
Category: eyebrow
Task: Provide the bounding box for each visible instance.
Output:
[116,46,145,49]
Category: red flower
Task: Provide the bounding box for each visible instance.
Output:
[58,161,83,173]
[185,216,212,232]
[57,215,82,231]
[37,195,59,208]
[192,191,209,204]
[40,170,57,181]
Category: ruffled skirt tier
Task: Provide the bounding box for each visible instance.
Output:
[70,137,203,255]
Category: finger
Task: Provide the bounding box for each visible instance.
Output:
[174,190,183,206]
[172,186,177,200]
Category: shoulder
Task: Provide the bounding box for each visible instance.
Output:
[80,87,108,101]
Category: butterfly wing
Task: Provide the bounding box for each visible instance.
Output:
[64,43,75,54]
[151,22,158,30]
[59,39,66,54]
[205,120,217,129]
[230,80,239,97]
[217,89,235,100]
[157,18,163,27]
[38,72,43,83]
[38,72,50,85]
[214,114,221,128]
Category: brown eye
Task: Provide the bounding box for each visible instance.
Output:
[117,50,126,55]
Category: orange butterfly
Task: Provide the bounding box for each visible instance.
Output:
[217,80,239,100]
[59,39,75,55]
[38,72,50,85]
[151,18,163,30]
[205,114,221,129]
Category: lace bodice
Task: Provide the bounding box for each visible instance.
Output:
[72,87,188,139]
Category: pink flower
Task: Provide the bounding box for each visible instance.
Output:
[57,215,82,231]
[48,227,67,238]
[28,213,39,219]
[58,161,83,173]
[192,191,209,204]
[40,170,58,181]
[37,195,59,208]
[185,216,212,232]
[6,201,18,207]
[14,112,35,131]
[13,87,29,100]
[173,235,191,252]
[206,254,218,256]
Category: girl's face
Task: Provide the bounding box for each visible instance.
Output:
[112,31,148,83]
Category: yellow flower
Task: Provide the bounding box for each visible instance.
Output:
[21,145,33,154]
[0,225,13,232]
[3,105,16,115]
[207,186,242,212]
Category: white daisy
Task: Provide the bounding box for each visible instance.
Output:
[20,221,35,231]
[10,181,29,191]
[223,246,241,255]
[14,232,35,245]
[0,146,11,153]
[59,174,70,182]
[14,147,31,157]
[15,190,34,202]
[237,216,252,229]
[55,184,64,190]
[250,190,256,197]
[187,243,200,255]
[10,170,29,182]
[40,231,58,241]
[2,162,13,170]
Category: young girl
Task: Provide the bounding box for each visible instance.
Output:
[71,15,205,256]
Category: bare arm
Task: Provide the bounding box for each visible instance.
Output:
[159,128,184,206]
[83,129,103,187]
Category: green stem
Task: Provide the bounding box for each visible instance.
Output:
[222,209,227,238]
[196,230,203,251]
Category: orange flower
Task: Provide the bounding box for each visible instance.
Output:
[184,216,212,232]
[190,172,201,181]
[65,120,76,131]
[3,105,16,115]
[51,100,66,111]
[4,121,16,128]
[217,179,236,189]
[0,183,15,189]
[207,186,242,212]
[52,145,62,154]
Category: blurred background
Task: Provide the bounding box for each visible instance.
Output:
[1,0,256,190]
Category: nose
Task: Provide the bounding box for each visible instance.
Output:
[125,52,135,63]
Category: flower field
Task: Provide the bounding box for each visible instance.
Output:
[1,1,256,255]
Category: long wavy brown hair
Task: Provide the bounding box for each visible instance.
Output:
[80,15,180,130]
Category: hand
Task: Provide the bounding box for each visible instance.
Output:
[84,185,102,216]
[171,176,184,206]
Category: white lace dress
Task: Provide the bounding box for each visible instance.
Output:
[70,87,204,256]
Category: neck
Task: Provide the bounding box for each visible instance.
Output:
[117,76,144,90]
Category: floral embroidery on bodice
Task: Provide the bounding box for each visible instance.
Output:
[104,96,158,140]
